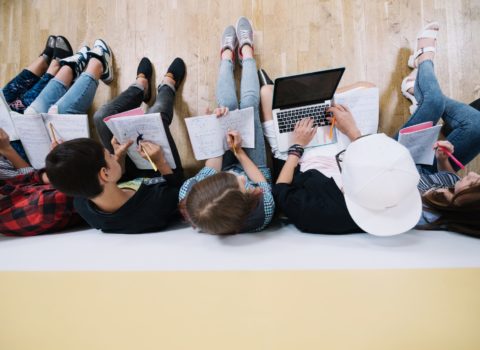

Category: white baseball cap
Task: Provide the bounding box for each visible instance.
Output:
[341,133,422,236]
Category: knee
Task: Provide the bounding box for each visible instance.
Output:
[240,93,260,110]
[93,108,109,128]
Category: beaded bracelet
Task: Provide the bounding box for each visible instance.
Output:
[288,144,304,158]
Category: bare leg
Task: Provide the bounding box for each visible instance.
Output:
[260,84,274,123]
[46,59,61,76]
[84,57,104,80]
[26,56,49,77]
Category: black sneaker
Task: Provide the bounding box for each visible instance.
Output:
[137,57,153,102]
[165,57,186,89]
[258,69,273,87]
[53,36,73,60]
[40,35,56,63]
[59,46,90,79]
[86,39,114,84]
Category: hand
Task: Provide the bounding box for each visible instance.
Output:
[291,117,317,147]
[111,137,133,159]
[0,128,11,153]
[206,106,229,118]
[226,129,242,152]
[327,104,361,141]
[50,139,63,150]
[435,140,454,162]
[138,140,165,164]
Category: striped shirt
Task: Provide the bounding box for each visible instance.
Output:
[417,171,460,193]
[0,156,34,180]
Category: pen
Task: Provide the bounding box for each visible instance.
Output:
[230,134,238,157]
[438,145,465,170]
[141,144,158,172]
[49,123,58,143]
[329,116,336,140]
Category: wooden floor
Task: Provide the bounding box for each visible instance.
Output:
[1,0,479,173]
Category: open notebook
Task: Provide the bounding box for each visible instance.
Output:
[104,108,176,169]
[398,121,442,165]
[10,113,89,169]
[184,107,255,160]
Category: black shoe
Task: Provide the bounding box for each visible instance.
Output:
[137,57,153,102]
[40,35,56,63]
[258,69,273,87]
[165,57,186,89]
[53,36,73,60]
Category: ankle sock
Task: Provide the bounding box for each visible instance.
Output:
[166,57,186,89]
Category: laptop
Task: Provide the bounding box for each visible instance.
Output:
[272,67,345,152]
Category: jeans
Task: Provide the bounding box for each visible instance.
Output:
[94,82,184,181]
[26,72,99,114]
[216,58,266,170]
[396,60,480,172]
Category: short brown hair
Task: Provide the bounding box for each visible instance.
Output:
[421,183,480,237]
[179,172,260,235]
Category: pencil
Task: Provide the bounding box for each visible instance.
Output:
[329,117,336,140]
[49,123,58,143]
[439,146,465,170]
[141,145,158,172]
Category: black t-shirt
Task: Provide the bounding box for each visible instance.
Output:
[74,175,181,234]
[273,169,362,234]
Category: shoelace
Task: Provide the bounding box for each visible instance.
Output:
[238,29,251,43]
[224,35,235,49]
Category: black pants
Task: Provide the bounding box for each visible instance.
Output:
[93,84,184,181]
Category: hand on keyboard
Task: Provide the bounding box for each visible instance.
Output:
[291,118,318,147]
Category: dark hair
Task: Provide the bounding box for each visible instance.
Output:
[420,183,480,237]
[45,138,107,198]
[179,172,260,235]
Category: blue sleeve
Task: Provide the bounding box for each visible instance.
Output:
[178,167,218,201]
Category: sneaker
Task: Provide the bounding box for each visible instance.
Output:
[53,36,73,60]
[165,57,186,90]
[40,35,56,63]
[137,57,154,102]
[220,25,238,59]
[59,46,90,79]
[235,17,254,64]
[86,39,113,84]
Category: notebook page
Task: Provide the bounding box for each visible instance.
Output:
[398,124,442,165]
[184,114,224,160]
[105,113,176,169]
[217,107,255,150]
[0,91,19,140]
[42,114,90,142]
[11,113,51,169]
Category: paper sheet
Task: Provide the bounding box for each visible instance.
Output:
[185,107,255,160]
[10,113,51,169]
[105,113,176,170]
[398,124,442,165]
[43,114,90,142]
[334,87,379,151]
[0,91,19,140]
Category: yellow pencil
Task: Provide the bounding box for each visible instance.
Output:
[229,134,237,157]
[49,123,58,143]
[329,117,336,140]
[141,145,158,172]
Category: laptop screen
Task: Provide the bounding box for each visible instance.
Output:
[272,67,345,110]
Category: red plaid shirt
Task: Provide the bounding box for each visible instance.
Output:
[0,170,82,236]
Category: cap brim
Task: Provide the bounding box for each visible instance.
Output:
[344,189,422,236]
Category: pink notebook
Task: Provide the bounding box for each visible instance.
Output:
[103,107,144,122]
[399,121,433,134]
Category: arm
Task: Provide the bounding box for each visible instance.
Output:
[111,137,133,174]
[0,128,31,169]
[227,130,266,183]
[434,140,456,173]
[276,118,317,185]
[138,141,173,175]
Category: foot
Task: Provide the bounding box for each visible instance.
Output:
[53,36,73,61]
[40,35,56,63]
[258,69,273,87]
[137,57,153,102]
[59,46,90,79]
[164,57,186,90]
[86,39,114,84]
[220,25,238,61]
[408,22,439,68]
[235,17,254,64]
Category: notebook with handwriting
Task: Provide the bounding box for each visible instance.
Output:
[184,107,255,160]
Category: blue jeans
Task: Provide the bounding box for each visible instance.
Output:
[216,58,266,169]
[27,72,99,114]
[396,60,480,172]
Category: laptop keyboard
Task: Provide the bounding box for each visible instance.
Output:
[277,104,332,134]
